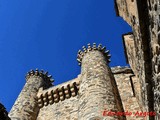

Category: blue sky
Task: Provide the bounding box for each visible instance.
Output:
[0,0,131,111]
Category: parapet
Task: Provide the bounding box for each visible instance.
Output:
[77,43,111,65]
[37,77,80,108]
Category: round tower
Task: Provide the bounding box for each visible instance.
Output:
[77,43,125,120]
[9,69,54,120]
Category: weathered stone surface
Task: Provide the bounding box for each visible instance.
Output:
[79,47,124,120]
[115,0,160,119]
[147,1,160,119]
[114,69,144,120]
[122,33,143,109]
[37,96,79,120]
[35,66,144,120]
[116,0,153,114]
[36,78,80,108]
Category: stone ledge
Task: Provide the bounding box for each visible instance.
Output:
[111,66,133,74]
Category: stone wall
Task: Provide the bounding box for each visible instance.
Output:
[112,66,145,120]
[37,96,79,120]
[115,0,139,26]
[122,33,136,73]
[36,77,80,120]
[147,0,160,119]
[115,0,155,119]
[36,66,143,120]
[122,33,143,109]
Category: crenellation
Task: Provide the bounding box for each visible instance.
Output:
[25,69,54,88]
[77,43,111,66]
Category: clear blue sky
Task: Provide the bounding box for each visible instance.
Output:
[0,0,131,111]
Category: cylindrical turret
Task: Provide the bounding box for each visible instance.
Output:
[78,43,125,120]
[9,69,54,120]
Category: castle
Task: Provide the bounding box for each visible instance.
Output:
[0,0,160,120]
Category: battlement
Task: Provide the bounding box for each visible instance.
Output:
[37,77,80,108]
[77,43,111,65]
[26,69,54,86]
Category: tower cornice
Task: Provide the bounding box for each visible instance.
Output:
[77,43,111,65]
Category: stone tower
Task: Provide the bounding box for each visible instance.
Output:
[7,43,133,120]
[8,69,53,120]
[77,43,125,120]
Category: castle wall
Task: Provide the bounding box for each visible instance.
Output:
[147,1,160,119]
[115,0,138,26]
[112,67,144,120]
[123,33,136,73]
[36,77,80,120]
[116,0,160,119]
[123,33,142,108]
[37,96,78,120]
[36,66,143,120]
[115,1,155,119]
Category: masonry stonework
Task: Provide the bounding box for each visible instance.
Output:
[7,43,146,120]
[1,1,160,120]
[115,0,160,119]
[78,44,124,120]
[36,77,80,120]
[8,70,53,120]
